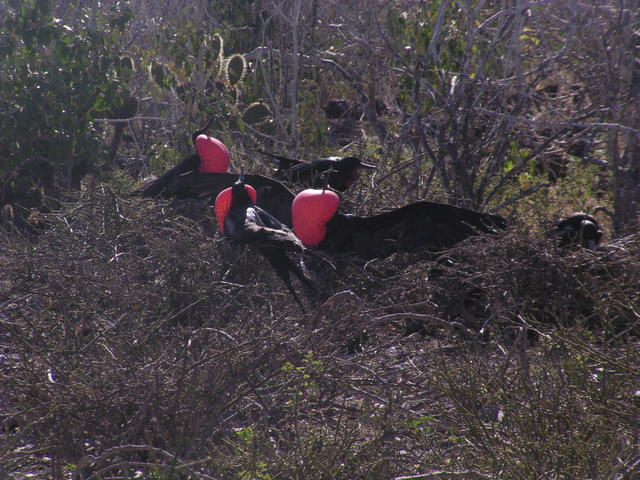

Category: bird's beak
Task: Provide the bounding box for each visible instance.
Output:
[239,165,245,183]
[202,115,216,133]
[359,162,377,170]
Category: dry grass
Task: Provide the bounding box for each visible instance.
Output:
[1,185,639,479]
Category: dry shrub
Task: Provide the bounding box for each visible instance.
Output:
[1,186,639,479]
[427,228,640,339]
[0,185,311,477]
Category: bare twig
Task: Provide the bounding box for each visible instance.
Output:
[393,470,492,480]
[92,116,167,123]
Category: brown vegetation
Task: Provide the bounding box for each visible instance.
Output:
[1,183,639,479]
[1,1,640,478]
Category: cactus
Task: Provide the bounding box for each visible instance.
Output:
[205,33,224,78]
[225,54,246,86]
[115,55,135,82]
[148,60,172,89]
[204,34,246,88]
[242,102,271,125]
[209,33,224,62]
[118,55,134,72]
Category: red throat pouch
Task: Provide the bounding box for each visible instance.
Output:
[195,135,230,173]
[214,184,257,231]
[292,189,340,245]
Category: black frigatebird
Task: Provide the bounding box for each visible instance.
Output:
[214,172,322,310]
[142,171,296,227]
[140,117,230,197]
[292,189,507,260]
[257,149,376,192]
[555,212,603,250]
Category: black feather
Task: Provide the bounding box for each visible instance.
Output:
[319,201,506,259]
[222,181,319,311]
[257,149,376,191]
[139,172,295,227]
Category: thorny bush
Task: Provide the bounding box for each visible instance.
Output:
[1,186,639,479]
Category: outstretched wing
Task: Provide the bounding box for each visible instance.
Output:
[322,201,506,259]
[256,149,304,172]
[140,171,296,227]
[138,154,200,197]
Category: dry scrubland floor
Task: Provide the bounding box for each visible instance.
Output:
[1,188,639,479]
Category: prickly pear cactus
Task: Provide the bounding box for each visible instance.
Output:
[242,102,271,125]
[205,33,224,79]
[225,54,247,86]
[148,60,172,89]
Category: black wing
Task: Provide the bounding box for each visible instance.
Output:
[256,149,304,173]
[321,201,506,259]
[246,204,295,234]
[139,172,295,227]
[225,204,316,312]
[287,158,336,185]
[285,156,373,191]
[137,154,200,198]
[257,150,339,188]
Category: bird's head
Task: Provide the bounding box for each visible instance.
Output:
[214,170,257,231]
[191,116,215,145]
[292,188,340,246]
[337,156,376,189]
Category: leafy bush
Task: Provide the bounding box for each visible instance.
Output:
[0,0,133,186]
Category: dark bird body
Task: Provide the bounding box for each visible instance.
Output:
[141,172,295,227]
[216,178,320,310]
[314,201,506,260]
[257,149,376,191]
[139,117,229,198]
[139,154,201,198]
[555,212,603,250]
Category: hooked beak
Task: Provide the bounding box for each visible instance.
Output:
[359,161,377,170]
[202,115,216,133]
[239,165,245,184]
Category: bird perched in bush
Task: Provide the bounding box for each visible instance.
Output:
[140,117,230,197]
[555,212,603,250]
[292,189,507,260]
[257,149,376,192]
[215,172,323,311]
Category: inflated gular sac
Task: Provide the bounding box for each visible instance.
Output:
[214,184,257,231]
[292,189,340,246]
[195,135,230,173]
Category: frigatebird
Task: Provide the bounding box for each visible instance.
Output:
[140,117,230,197]
[292,189,507,260]
[140,171,295,227]
[555,212,603,250]
[257,149,376,192]
[214,173,321,310]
